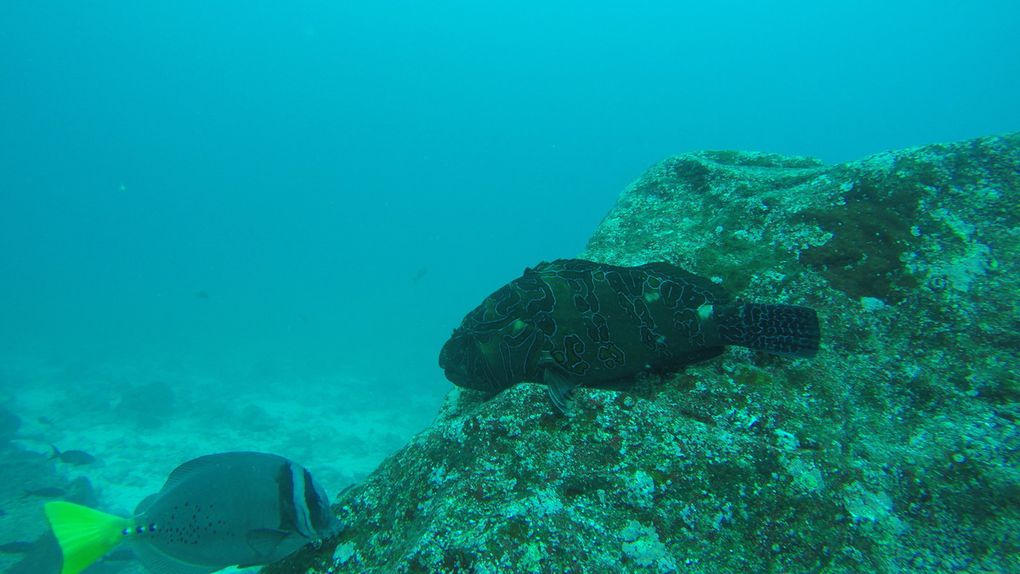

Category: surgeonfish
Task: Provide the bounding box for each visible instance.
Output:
[44,451,340,574]
[440,259,821,413]
[49,446,97,466]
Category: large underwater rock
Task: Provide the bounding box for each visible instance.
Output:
[267,133,1019,573]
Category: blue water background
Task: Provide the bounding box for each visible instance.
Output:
[1,1,1018,400]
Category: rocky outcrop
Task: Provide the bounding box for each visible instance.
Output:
[267,133,1019,573]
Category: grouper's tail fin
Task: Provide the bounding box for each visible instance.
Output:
[44,501,132,574]
[714,303,820,358]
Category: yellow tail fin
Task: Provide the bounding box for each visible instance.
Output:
[44,501,132,574]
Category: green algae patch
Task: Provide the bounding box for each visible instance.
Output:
[796,166,923,302]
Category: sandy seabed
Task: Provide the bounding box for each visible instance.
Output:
[0,355,444,573]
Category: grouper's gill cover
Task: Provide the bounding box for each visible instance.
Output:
[439,259,820,412]
[43,451,340,574]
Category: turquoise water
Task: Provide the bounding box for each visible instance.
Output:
[1,2,1018,573]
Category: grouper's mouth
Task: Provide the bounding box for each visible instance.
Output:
[443,367,467,386]
[440,335,490,390]
[438,338,465,383]
[438,337,454,369]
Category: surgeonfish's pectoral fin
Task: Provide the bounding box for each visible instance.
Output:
[44,501,132,574]
[245,528,292,560]
[131,539,219,574]
[543,370,578,417]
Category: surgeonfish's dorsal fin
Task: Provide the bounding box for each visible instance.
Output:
[160,453,224,490]
[160,452,286,492]
[44,501,132,574]
[134,493,160,516]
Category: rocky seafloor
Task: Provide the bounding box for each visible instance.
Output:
[266,133,1019,574]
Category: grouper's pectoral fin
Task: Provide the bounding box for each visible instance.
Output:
[543,370,578,416]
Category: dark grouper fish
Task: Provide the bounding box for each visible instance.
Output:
[440,259,820,414]
[44,451,340,574]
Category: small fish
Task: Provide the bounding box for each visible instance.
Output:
[0,405,20,439]
[440,259,821,414]
[6,532,61,574]
[0,541,34,554]
[50,445,96,466]
[195,290,210,300]
[22,486,66,499]
[411,266,429,283]
[45,451,340,574]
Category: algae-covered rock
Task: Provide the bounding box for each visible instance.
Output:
[266,133,1020,574]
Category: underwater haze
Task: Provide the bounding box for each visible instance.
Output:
[0,1,1018,572]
